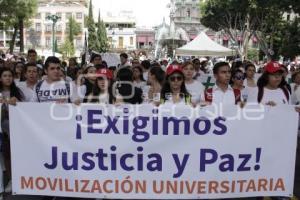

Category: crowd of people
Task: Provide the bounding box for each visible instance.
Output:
[0,49,299,200]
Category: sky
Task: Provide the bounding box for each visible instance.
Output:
[93,0,170,28]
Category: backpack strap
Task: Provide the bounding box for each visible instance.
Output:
[35,80,44,103]
[204,88,213,103]
[233,89,241,104]
[65,82,71,103]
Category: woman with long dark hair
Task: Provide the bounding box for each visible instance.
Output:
[83,65,97,102]
[257,62,290,105]
[13,62,25,83]
[0,68,24,103]
[145,66,165,103]
[86,69,114,104]
[0,68,24,194]
[161,65,191,104]
[182,61,204,105]
[291,71,300,105]
[132,65,146,89]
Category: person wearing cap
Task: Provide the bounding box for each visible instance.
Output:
[86,69,114,104]
[257,61,290,105]
[202,62,241,105]
[161,64,191,105]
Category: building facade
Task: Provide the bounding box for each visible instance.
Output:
[24,0,88,55]
[104,11,137,51]
[171,0,205,40]
[135,28,155,50]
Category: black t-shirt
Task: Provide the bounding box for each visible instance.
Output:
[118,85,143,104]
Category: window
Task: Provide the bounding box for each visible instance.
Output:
[66,12,72,19]
[46,24,52,32]
[56,25,62,32]
[35,23,41,32]
[56,37,61,45]
[118,37,123,48]
[130,37,133,45]
[287,14,291,21]
[76,12,83,19]
[46,37,51,47]
[108,37,112,47]
[35,13,41,19]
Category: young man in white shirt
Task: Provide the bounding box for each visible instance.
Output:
[32,56,76,103]
[17,63,39,102]
[203,62,241,105]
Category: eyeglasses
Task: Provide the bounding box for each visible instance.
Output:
[234,75,245,80]
[169,75,183,82]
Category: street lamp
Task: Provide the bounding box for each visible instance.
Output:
[46,14,60,56]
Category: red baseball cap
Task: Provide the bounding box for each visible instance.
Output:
[166,64,183,76]
[264,61,283,73]
[96,69,113,79]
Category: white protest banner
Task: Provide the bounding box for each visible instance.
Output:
[9,103,298,199]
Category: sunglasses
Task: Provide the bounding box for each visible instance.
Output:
[169,75,183,82]
[234,75,245,80]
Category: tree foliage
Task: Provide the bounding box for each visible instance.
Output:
[200,0,297,60]
[87,0,99,51]
[0,0,38,53]
[96,10,109,53]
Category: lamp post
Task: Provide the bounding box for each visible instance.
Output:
[46,14,60,56]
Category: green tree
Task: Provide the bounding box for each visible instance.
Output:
[0,0,38,53]
[96,10,109,53]
[65,16,81,55]
[200,0,290,60]
[278,18,300,60]
[59,39,75,58]
[66,16,81,46]
[87,0,99,51]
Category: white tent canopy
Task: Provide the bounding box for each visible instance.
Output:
[176,32,235,56]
